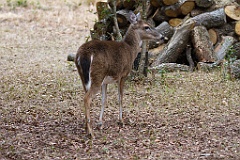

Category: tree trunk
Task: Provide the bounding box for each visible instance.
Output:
[152,19,195,66]
[91,21,112,40]
[110,0,123,41]
[191,8,227,29]
[148,44,165,64]
[152,8,170,23]
[214,36,235,63]
[116,9,131,28]
[96,2,111,21]
[192,26,216,62]
[214,23,235,43]
[195,0,214,8]
[138,0,149,77]
[164,0,195,17]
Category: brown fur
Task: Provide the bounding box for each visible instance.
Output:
[75,19,163,138]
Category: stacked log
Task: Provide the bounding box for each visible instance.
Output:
[68,0,240,77]
[148,0,240,74]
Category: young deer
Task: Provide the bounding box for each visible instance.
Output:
[75,12,164,138]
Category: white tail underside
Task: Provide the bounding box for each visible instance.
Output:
[85,55,93,91]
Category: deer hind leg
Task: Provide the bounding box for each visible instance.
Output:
[98,84,107,130]
[118,78,125,126]
[83,81,103,138]
[83,91,94,138]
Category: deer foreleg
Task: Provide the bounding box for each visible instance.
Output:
[118,79,125,126]
[99,84,107,129]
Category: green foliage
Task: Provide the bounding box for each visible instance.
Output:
[225,45,237,64]
[158,69,168,86]
[221,45,237,80]
[7,0,28,7]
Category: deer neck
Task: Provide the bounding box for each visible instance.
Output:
[123,24,141,57]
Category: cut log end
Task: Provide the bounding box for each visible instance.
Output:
[163,0,178,6]
[169,18,182,27]
[180,1,195,15]
[235,21,240,36]
[208,28,218,45]
[225,5,240,21]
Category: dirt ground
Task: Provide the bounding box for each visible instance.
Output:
[0,0,240,159]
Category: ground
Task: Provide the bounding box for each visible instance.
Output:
[0,0,239,159]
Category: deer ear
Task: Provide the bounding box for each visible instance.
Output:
[136,12,141,21]
[128,11,137,24]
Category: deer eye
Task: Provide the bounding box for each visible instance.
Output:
[144,26,150,31]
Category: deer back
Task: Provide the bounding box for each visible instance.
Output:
[75,12,164,89]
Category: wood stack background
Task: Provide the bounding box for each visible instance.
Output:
[89,0,240,78]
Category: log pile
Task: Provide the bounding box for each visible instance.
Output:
[69,0,240,79]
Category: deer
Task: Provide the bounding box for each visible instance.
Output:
[75,11,164,138]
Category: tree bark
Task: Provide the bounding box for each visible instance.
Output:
[148,44,165,64]
[230,59,240,79]
[195,0,214,8]
[164,0,195,17]
[110,0,123,41]
[96,2,111,21]
[186,44,194,71]
[192,26,216,62]
[91,21,112,40]
[151,63,190,72]
[138,0,149,77]
[152,18,195,66]
[232,42,240,59]
[214,36,235,63]
[191,8,227,29]
[116,9,131,28]
[152,7,170,23]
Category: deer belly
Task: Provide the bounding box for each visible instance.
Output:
[102,76,117,84]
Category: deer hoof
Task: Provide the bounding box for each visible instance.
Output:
[97,122,104,130]
[117,120,124,127]
[86,130,94,139]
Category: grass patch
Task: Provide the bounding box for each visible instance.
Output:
[6,0,28,8]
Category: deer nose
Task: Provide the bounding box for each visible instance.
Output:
[159,34,167,41]
[163,36,168,41]
[156,34,168,44]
